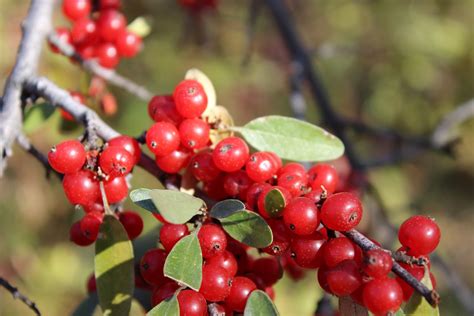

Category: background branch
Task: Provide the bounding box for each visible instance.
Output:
[0,277,41,316]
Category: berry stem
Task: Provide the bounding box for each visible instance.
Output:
[342,229,440,307]
[99,181,114,216]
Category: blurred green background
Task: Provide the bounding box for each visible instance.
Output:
[0,0,473,315]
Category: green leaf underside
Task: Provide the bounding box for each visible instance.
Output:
[210,199,246,219]
[149,189,204,224]
[264,188,286,217]
[244,290,279,316]
[130,188,159,213]
[164,233,203,290]
[95,215,134,316]
[404,268,439,316]
[71,293,99,316]
[338,296,369,316]
[24,103,56,133]
[218,210,272,248]
[234,115,344,162]
[147,294,179,316]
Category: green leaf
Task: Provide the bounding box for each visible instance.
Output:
[338,296,368,316]
[404,268,439,316]
[130,188,159,213]
[164,233,202,290]
[147,293,179,316]
[149,189,205,224]
[71,293,99,316]
[95,215,134,316]
[233,115,344,162]
[393,309,406,316]
[244,290,279,316]
[24,103,56,133]
[218,210,272,248]
[127,17,151,38]
[210,199,246,219]
[264,188,286,218]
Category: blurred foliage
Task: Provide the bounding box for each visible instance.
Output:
[0,0,473,315]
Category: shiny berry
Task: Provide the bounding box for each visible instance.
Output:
[307,164,339,193]
[99,146,134,177]
[362,249,393,279]
[48,140,86,174]
[155,147,191,174]
[398,215,441,256]
[245,152,278,182]
[71,18,98,45]
[326,259,362,296]
[80,211,103,241]
[62,0,91,21]
[160,224,189,252]
[363,278,403,315]
[320,192,363,231]
[246,183,271,211]
[107,135,141,165]
[140,249,167,286]
[173,80,207,118]
[266,151,282,171]
[205,250,238,277]
[199,265,232,302]
[63,170,100,205]
[49,27,71,53]
[212,137,249,172]
[97,9,126,42]
[223,170,253,199]
[119,211,143,239]
[262,219,292,256]
[148,95,182,125]
[198,224,227,259]
[146,122,180,156]
[283,197,320,235]
[95,43,120,68]
[202,175,228,200]
[277,172,307,197]
[177,290,207,316]
[290,232,326,268]
[278,162,306,177]
[115,30,142,58]
[99,0,121,10]
[190,151,221,182]
[103,176,128,203]
[178,118,210,150]
[70,220,94,246]
[252,257,283,287]
[323,237,357,268]
[225,277,257,312]
[151,281,179,306]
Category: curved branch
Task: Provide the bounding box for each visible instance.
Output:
[0,277,41,316]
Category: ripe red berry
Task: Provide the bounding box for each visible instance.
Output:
[62,0,91,21]
[70,220,95,246]
[307,164,339,193]
[225,276,257,312]
[223,170,253,200]
[115,30,142,58]
[304,188,324,204]
[290,232,326,268]
[146,122,180,157]
[198,223,227,259]
[278,162,306,177]
[323,237,358,268]
[140,249,167,286]
[148,95,182,125]
[317,265,332,294]
[99,146,134,177]
[151,281,179,306]
[257,186,292,218]
[159,224,189,252]
[199,265,232,302]
[48,140,86,174]
[99,0,122,10]
[103,176,128,203]
[86,274,96,293]
[320,192,363,231]
[97,9,126,42]
[246,182,271,211]
[119,211,143,239]
[177,290,207,316]
[173,80,208,118]
[362,249,393,279]
[398,215,441,256]
[252,257,283,287]
[212,137,249,172]
[277,172,307,197]
[190,151,221,182]
[82,201,104,213]
[205,250,238,277]
[262,219,292,256]
[49,27,71,53]
[107,135,141,165]
[363,278,403,315]
[246,152,278,182]
[155,147,191,174]
[178,118,210,150]
[71,18,98,45]
[80,211,104,241]
[202,175,228,200]
[283,197,320,235]
[266,151,282,171]
[326,259,362,296]
[63,170,100,205]
[76,43,95,59]
[95,43,120,69]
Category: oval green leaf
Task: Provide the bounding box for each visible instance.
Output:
[95,215,134,316]
[264,188,286,218]
[233,115,344,162]
[244,290,279,316]
[130,188,159,213]
[218,210,272,248]
[147,293,179,316]
[24,102,56,133]
[164,233,203,290]
[211,199,246,219]
[149,189,205,224]
[404,268,439,316]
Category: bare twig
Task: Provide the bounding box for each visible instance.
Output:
[0,277,41,315]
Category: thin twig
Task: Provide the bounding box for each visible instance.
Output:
[0,277,41,316]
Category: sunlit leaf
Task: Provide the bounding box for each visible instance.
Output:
[244,290,279,316]
[149,189,204,224]
[404,268,439,316]
[147,293,179,316]
[210,199,246,219]
[127,17,151,38]
[264,188,286,218]
[24,103,56,133]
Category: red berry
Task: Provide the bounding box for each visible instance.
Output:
[99,146,134,177]
[63,170,100,205]
[283,197,320,235]
[246,182,271,211]
[252,257,283,287]
[71,18,98,45]
[49,27,71,53]
[266,151,282,171]
[202,175,228,200]
[198,224,227,259]
[362,249,393,279]
[277,172,308,197]
[257,186,292,218]
[99,0,122,10]
[179,118,210,150]
[151,281,179,306]
[148,95,182,125]
[290,232,326,268]
[155,147,191,174]
[320,192,363,231]
[199,265,232,302]
[82,201,104,213]
[395,264,436,301]
[262,219,292,256]
[159,224,189,252]
[225,276,256,312]
[107,135,141,165]
[86,274,96,293]
[205,250,238,277]
[95,43,120,68]
[223,170,253,200]
[363,278,403,315]
[76,43,95,59]
[173,80,208,118]
[140,249,167,286]
[115,30,142,58]
[326,259,362,296]
[307,164,339,193]
[278,162,306,177]
[80,211,104,241]
[398,215,441,256]
[246,152,278,182]
[48,140,86,174]
[103,176,128,203]
[304,188,324,204]
[212,137,249,172]
[119,211,143,239]
[146,122,180,156]
[190,151,221,182]
[97,9,126,42]
[323,237,356,268]
[317,265,332,294]
[177,290,207,316]
[70,220,95,246]
[62,0,91,21]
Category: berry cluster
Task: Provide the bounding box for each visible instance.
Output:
[51,0,143,68]
[48,135,144,245]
